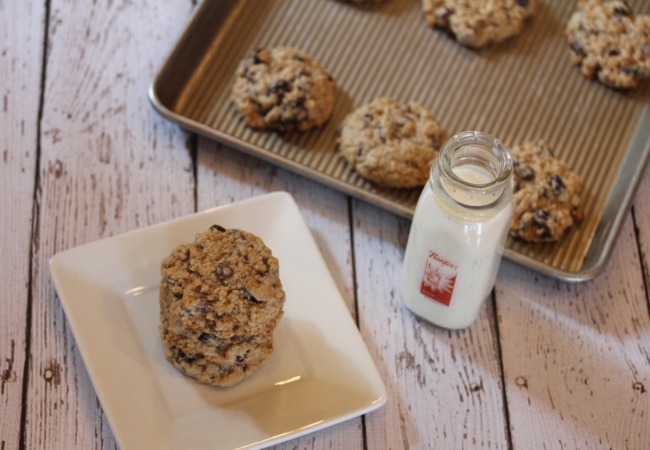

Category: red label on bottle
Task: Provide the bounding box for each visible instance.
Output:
[420,251,458,307]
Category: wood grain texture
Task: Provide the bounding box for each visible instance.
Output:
[0,1,45,448]
[3,0,650,449]
[496,215,650,450]
[26,0,195,448]
[352,200,509,450]
[196,138,364,449]
[633,164,650,303]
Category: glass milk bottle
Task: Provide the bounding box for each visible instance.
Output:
[400,131,513,329]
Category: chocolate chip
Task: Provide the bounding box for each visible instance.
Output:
[435,8,455,34]
[515,164,535,181]
[293,53,305,62]
[550,174,565,196]
[297,68,312,78]
[356,144,364,157]
[295,96,306,107]
[514,178,522,193]
[363,113,374,127]
[607,49,620,57]
[533,209,551,225]
[231,335,243,343]
[198,333,213,342]
[594,63,603,76]
[173,348,198,364]
[570,43,586,58]
[538,225,552,239]
[215,263,233,282]
[267,80,289,96]
[613,1,631,16]
[242,288,262,303]
[515,0,529,7]
[210,224,226,232]
[236,355,246,363]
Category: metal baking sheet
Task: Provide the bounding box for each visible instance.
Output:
[149,0,650,282]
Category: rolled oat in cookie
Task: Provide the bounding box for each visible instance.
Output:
[509,140,583,243]
[159,225,286,386]
[422,0,536,48]
[231,46,335,131]
[338,97,445,189]
[566,0,650,89]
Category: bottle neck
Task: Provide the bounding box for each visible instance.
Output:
[434,131,513,209]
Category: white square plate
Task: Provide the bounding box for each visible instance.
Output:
[50,191,386,450]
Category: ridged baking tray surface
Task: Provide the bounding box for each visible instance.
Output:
[150,0,650,281]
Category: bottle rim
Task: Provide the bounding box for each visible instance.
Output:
[435,130,513,207]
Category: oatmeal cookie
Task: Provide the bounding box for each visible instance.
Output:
[166,346,269,387]
[231,46,335,131]
[566,0,650,89]
[422,0,536,48]
[159,224,286,386]
[338,98,445,188]
[510,140,583,243]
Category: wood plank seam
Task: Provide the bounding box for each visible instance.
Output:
[18,1,51,449]
[491,290,515,450]
[191,133,198,213]
[346,197,369,450]
[631,206,650,316]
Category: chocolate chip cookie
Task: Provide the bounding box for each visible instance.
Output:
[159,225,286,386]
[566,0,650,89]
[231,46,335,131]
[510,140,583,243]
[422,0,536,48]
[338,98,445,188]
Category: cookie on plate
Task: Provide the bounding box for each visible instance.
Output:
[338,98,445,189]
[422,0,536,48]
[231,46,335,131]
[159,225,286,386]
[566,0,650,89]
[510,140,583,243]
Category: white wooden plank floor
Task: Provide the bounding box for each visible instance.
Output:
[2,1,650,449]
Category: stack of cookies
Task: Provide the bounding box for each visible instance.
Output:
[159,225,286,387]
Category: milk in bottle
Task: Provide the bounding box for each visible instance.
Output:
[400,131,513,329]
